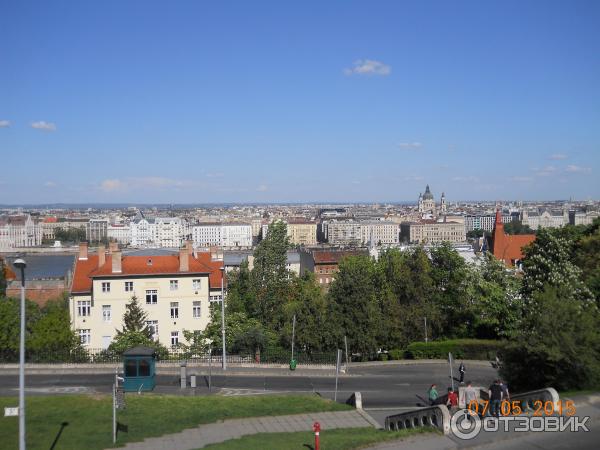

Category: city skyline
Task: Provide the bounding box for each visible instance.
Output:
[2,1,599,203]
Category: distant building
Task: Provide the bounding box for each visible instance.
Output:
[263,219,318,246]
[360,221,399,245]
[130,214,153,247]
[312,249,368,287]
[571,210,600,226]
[192,223,252,248]
[521,209,568,230]
[107,224,132,244]
[465,214,511,232]
[0,214,42,251]
[87,219,108,243]
[491,210,536,267]
[400,219,466,244]
[326,221,362,245]
[154,217,188,248]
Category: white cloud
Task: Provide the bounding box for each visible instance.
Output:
[565,165,591,174]
[532,165,557,177]
[0,120,10,128]
[31,121,57,131]
[344,59,391,76]
[404,175,424,181]
[549,153,567,160]
[510,176,533,182]
[398,142,423,150]
[256,184,268,192]
[100,179,126,192]
[452,176,480,183]
[44,181,57,187]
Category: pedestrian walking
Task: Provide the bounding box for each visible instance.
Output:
[458,361,465,383]
[500,380,510,401]
[488,379,503,417]
[446,387,458,410]
[428,384,439,406]
[464,381,478,410]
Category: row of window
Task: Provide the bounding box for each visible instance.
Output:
[100,279,202,293]
[78,328,186,347]
[77,300,202,320]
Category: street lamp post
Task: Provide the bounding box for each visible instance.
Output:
[13,258,27,450]
[220,267,226,371]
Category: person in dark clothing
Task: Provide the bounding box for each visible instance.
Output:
[458,362,466,383]
[488,379,503,417]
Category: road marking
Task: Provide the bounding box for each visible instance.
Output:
[13,386,92,394]
[394,383,410,386]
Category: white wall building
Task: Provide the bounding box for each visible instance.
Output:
[107,224,132,245]
[130,217,154,247]
[192,223,252,248]
[0,214,42,251]
[360,221,399,245]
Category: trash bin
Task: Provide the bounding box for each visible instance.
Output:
[289,359,297,371]
[122,346,157,392]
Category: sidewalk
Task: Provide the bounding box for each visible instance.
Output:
[106,410,378,450]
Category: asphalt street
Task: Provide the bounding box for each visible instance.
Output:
[0,362,498,410]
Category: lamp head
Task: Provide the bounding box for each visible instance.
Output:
[13,258,27,270]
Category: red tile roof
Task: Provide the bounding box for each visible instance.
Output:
[491,210,536,266]
[71,251,224,294]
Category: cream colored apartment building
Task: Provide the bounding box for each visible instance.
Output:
[286,221,318,246]
[70,242,222,349]
[400,220,466,244]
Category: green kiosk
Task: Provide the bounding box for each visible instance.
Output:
[122,346,157,392]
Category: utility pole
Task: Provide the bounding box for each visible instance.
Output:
[14,259,27,450]
[424,317,428,343]
[220,267,226,370]
[291,314,296,362]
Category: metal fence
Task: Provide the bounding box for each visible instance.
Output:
[0,348,338,365]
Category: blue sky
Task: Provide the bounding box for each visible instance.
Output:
[1,0,599,204]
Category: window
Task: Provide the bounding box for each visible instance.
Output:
[102,305,111,322]
[146,289,157,304]
[78,329,91,345]
[170,302,179,319]
[146,320,158,340]
[171,331,179,346]
[193,301,201,318]
[192,279,201,290]
[102,282,110,293]
[125,281,133,292]
[170,280,178,291]
[77,300,91,317]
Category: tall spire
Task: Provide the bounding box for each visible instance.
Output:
[495,209,502,225]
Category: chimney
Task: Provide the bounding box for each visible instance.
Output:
[98,244,106,267]
[186,240,193,254]
[109,242,119,253]
[112,251,122,274]
[179,247,189,272]
[78,242,88,260]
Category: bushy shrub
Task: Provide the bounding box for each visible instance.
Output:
[406,339,506,360]
[388,349,406,360]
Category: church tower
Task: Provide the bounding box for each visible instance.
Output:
[440,192,447,214]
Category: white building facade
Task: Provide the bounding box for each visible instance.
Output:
[0,215,43,251]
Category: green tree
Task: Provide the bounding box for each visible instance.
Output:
[204,307,274,354]
[503,220,534,235]
[28,299,81,358]
[107,330,169,358]
[326,255,380,356]
[0,297,42,361]
[280,272,328,354]
[467,253,522,339]
[500,285,600,391]
[223,261,255,315]
[249,220,292,330]
[573,219,600,302]
[116,295,152,339]
[522,228,593,304]
[429,243,471,338]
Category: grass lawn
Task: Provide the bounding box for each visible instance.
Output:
[202,427,438,450]
[0,394,350,450]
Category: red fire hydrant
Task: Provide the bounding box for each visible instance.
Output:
[313,421,321,450]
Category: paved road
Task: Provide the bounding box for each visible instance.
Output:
[0,362,497,409]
